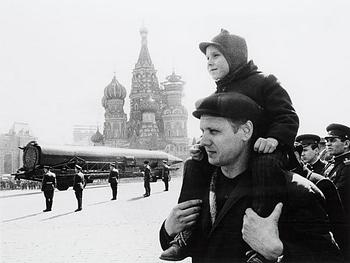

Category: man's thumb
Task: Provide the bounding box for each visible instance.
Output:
[269,202,283,223]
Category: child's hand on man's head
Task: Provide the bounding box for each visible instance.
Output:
[254,137,279,154]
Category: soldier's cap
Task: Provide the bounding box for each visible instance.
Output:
[325,123,350,140]
[144,160,149,164]
[162,160,167,163]
[295,134,321,146]
[192,92,263,125]
[75,164,82,170]
[110,163,115,167]
[43,165,51,169]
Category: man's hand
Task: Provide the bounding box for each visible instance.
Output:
[254,137,279,153]
[189,144,203,161]
[242,203,284,261]
[164,199,202,237]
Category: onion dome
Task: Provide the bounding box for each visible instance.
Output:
[103,75,126,100]
[91,128,104,143]
[140,96,158,112]
[166,71,184,83]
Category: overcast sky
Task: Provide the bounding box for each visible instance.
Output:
[0,0,349,145]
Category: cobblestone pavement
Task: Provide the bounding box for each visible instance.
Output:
[0,177,191,263]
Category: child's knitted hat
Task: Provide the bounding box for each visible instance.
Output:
[199,29,248,71]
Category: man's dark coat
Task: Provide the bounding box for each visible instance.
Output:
[160,159,341,263]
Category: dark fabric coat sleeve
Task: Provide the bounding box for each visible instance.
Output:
[334,164,350,217]
[159,221,173,251]
[261,75,299,148]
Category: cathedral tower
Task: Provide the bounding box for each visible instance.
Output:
[128,26,163,149]
[161,71,189,160]
[102,74,128,147]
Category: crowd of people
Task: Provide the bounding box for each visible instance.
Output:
[159,29,350,263]
[0,179,41,190]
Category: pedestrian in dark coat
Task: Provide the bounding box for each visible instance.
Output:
[143,161,151,197]
[108,163,119,200]
[323,123,350,260]
[159,92,341,263]
[199,29,299,216]
[41,165,56,212]
[73,164,85,212]
[161,160,170,191]
[295,134,326,175]
[160,29,299,261]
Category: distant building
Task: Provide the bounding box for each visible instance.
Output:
[73,125,98,146]
[93,26,189,160]
[0,122,37,174]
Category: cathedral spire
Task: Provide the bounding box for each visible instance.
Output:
[135,26,153,68]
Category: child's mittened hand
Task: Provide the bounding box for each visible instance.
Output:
[190,144,204,161]
[254,137,279,154]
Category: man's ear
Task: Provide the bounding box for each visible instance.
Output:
[344,139,350,150]
[241,120,253,141]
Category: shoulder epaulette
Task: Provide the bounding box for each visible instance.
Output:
[344,158,350,165]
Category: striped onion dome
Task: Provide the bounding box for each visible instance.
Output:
[103,75,126,100]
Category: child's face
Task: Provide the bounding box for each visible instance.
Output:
[205,45,229,81]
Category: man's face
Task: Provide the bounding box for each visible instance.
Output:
[206,45,230,81]
[43,168,48,173]
[326,137,347,156]
[301,145,318,164]
[200,115,244,167]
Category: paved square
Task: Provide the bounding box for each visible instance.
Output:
[0,177,191,263]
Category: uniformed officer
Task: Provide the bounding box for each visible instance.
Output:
[323,123,350,260]
[161,160,170,191]
[73,164,85,212]
[108,163,119,200]
[41,165,56,212]
[143,160,151,197]
[295,134,326,174]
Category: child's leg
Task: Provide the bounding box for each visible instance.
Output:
[160,158,213,261]
[251,150,287,218]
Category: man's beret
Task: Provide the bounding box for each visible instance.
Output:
[325,123,350,140]
[110,163,115,167]
[192,92,263,124]
[43,165,51,169]
[295,134,321,146]
[144,160,149,164]
[75,164,82,170]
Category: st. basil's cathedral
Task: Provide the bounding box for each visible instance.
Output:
[91,27,189,160]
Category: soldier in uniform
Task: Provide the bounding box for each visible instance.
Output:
[108,163,119,200]
[41,165,56,212]
[143,160,151,197]
[323,123,350,260]
[295,134,326,175]
[161,160,170,191]
[73,164,85,212]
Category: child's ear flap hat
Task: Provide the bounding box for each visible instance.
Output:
[199,29,248,71]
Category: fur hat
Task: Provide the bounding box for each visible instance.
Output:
[199,29,248,72]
